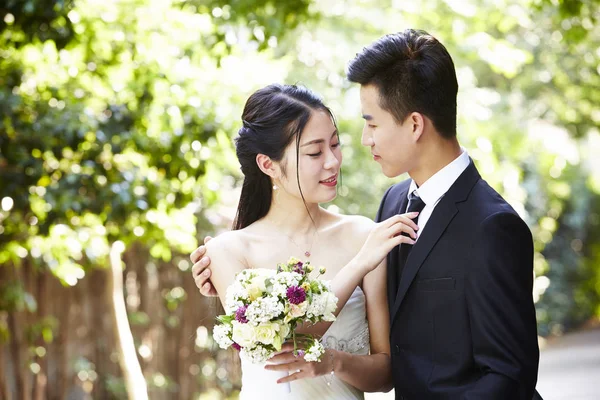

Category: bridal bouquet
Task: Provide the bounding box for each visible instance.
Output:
[213,257,338,364]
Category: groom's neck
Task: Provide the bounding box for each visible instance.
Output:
[409,136,462,187]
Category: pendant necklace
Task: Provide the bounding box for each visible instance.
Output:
[286,228,318,258]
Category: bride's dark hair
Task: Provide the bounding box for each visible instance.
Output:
[233,84,335,230]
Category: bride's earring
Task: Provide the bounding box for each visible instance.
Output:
[273,184,278,190]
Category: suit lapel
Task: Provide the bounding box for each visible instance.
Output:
[389,161,481,326]
[387,185,410,313]
[390,199,458,319]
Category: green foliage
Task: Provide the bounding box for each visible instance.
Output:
[190,0,315,52]
[0,0,75,48]
[1,0,600,395]
[25,315,59,343]
[0,0,312,395]
[0,0,314,277]
[0,280,37,312]
[279,0,600,335]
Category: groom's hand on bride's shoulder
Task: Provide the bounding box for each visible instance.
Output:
[191,236,218,297]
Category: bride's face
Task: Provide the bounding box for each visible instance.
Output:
[276,110,342,204]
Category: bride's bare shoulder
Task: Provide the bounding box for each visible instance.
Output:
[204,230,248,266]
[204,230,251,296]
[326,211,375,242]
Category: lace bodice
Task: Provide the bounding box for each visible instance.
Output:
[323,324,370,354]
[239,286,369,400]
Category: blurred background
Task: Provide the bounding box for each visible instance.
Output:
[1,0,599,399]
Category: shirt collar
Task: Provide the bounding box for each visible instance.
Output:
[408,149,471,205]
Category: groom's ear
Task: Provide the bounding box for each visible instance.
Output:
[256,153,278,179]
[408,112,425,141]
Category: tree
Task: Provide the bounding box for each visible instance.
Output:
[1,0,599,397]
[0,0,311,398]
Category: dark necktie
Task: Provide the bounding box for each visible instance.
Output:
[397,191,426,288]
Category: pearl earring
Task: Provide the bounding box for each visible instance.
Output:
[273,184,278,190]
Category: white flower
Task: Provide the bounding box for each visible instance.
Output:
[254,322,279,345]
[213,324,233,349]
[272,282,289,297]
[225,280,248,313]
[246,295,284,324]
[285,301,308,323]
[307,292,337,321]
[277,321,290,341]
[232,321,256,348]
[274,271,302,287]
[240,345,274,364]
[322,292,338,321]
[304,341,325,362]
[236,269,254,284]
[251,268,276,281]
[247,275,268,301]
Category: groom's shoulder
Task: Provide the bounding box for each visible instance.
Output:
[469,178,522,221]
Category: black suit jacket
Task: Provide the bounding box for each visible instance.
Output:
[376,162,540,399]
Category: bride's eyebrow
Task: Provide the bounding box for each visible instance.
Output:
[300,129,338,147]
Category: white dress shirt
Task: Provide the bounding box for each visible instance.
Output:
[408,149,471,239]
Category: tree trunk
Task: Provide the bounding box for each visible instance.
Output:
[8,261,32,400]
[0,342,10,400]
[108,241,148,400]
[0,266,10,400]
[88,268,109,400]
[56,283,70,400]
[32,271,47,400]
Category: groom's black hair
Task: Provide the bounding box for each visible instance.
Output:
[347,29,458,139]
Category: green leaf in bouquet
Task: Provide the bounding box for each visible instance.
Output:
[216,315,234,324]
[310,281,321,294]
[306,291,313,304]
[273,334,282,351]
[265,279,273,294]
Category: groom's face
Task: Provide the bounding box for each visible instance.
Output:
[359,84,417,178]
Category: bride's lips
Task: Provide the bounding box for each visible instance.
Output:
[319,174,338,187]
[372,153,381,161]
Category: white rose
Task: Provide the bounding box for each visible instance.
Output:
[254,322,279,345]
[247,276,268,301]
[232,321,256,348]
[290,301,308,318]
[278,322,291,341]
[323,293,338,321]
[251,275,268,290]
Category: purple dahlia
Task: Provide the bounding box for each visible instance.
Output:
[286,286,306,305]
[235,306,248,323]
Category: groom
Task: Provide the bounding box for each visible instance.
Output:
[191,29,541,399]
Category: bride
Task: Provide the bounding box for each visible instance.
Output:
[203,84,418,399]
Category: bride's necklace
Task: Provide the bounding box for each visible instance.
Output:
[284,227,318,258]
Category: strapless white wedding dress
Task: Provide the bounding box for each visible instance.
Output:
[239,287,369,399]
